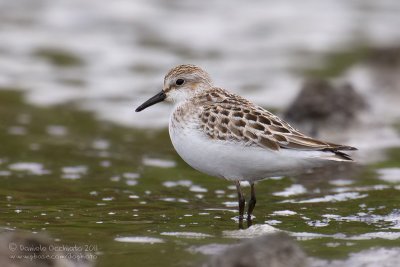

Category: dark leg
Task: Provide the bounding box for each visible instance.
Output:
[235,181,245,220]
[238,219,244,229]
[247,182,256,220]
[247,217,253,227]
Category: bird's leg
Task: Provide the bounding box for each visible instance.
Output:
[238,219,244,229]
[247,182,257,220]
[235,181,245,221]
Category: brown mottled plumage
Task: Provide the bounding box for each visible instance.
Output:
[136,64,357,222]
[174,85,356,160]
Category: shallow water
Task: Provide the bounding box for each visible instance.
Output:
[0,91,399,266]
[0,1,400,266]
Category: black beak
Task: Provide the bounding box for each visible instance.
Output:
[135,91,166,112]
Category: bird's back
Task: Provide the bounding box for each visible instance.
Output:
[190,87,356,161]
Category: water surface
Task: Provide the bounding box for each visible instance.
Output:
[0,90,399,266]
[0,1,400,266]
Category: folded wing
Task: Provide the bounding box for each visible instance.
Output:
[199,91,356,161]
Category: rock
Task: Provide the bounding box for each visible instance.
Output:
[367,47,400,68]
[284,79,366,137]
[203,232,308,267]
[364,47,400,94]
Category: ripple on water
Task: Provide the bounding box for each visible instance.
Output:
[187,243,231,255]
[8,126,26,135]
[272,210,297,216]
[223,224,279,239]
[290,232,343,241]
[123,173,140,179]
[222,201,238,208]
[123,172,140,186]
[204,208,237,213]
[163,180,192,188]
[61,165,87,180]
[214,190,226,195]
[189,185,208,192]
[114,236,165,244]
[159,197,189,203]
[8,162,50,175]
[312,247,400,267]
[290,231,400,241]
[329,179,354,186]
[331,185,390,194]
[160,232,213,239]
[282,192,368,203]
[273,184,307,197]
[163,180,208,192]
[306,220,330,227]
[142,158,176,168]
[319,210,400,229]
[265,220,282,225]
[91,139,110,150]
[377,168,400,183]
[46,125,68,136]
[348,232,400,240]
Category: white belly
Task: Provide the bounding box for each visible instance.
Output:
[169,123,324,181]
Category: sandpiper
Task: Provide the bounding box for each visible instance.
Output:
[136,64,356,221]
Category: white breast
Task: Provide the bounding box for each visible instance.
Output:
[168,115,327,182]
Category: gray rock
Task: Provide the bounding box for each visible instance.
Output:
[284,79,366,137]
[204,233,308,267]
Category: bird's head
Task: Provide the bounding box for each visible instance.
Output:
[135,64,213,112]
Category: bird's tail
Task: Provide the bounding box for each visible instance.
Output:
[321,146,357,162]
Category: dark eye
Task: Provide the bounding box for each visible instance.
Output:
[175,79,185,86]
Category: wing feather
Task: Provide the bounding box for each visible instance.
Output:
[198,88,357,160]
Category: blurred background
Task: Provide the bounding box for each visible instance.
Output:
[0,0,400,267]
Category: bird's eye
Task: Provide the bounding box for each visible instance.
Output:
[175,79,185,86]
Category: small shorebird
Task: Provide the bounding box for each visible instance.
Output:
[136,64,356,222]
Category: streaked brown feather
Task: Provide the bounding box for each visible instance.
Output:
[197,88,357,155]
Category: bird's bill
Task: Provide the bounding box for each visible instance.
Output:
[135,91,166,112]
